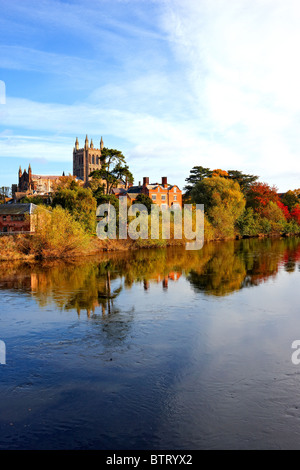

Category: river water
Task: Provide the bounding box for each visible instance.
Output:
[0,237,300,449]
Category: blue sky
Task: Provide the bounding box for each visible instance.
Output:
[0,0,300,192]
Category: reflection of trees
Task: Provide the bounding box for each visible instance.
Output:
[187,241,247,296]
[0,237,300,306]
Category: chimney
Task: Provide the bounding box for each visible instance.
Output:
[162,176,168,188]
[143,177,149,187]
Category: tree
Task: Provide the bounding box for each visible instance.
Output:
[184,166,213,195]
[291,204,300,225]
[212,169,228,177]
[281,190,300,212]
[0,186,11,203]
[30,205,91,258]
[90,147,133,195]
[52,174,83,192]
[88,172,105,204]
[246,182,279,212]
[184,166,258,197]
[52,187,97,234]
[191,176,245,238]
[134,194,153,214]
[227,170,259,194]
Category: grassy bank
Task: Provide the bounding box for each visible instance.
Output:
[1,204,299,262]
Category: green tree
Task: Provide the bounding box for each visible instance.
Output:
[90,148,133,195]
[134,193,153,214]
[227,170,259,194]
[191,176,246,238]
[184,166,213,196]
[236,207,260,237]
[52,187,97,234]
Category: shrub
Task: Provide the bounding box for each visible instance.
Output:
[29,206,92,258]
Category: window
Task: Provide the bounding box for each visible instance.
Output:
[161,204,167,210]
[174,187,177,193]
[152,194,156,200]
[3,216,6,221]
[174,195,177,201]
[161,195,166,201]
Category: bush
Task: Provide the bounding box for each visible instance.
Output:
[29,206,92,258]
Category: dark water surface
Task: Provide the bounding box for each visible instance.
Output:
[1,237,300,449]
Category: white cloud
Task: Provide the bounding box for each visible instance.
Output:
[159,0,300,190]
[1,0,300,191]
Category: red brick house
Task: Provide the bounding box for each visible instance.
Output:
[126,177,182,209]
[0,203,37,234]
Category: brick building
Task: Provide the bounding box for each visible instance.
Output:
[126,176,182,209]
[0,203,37,234]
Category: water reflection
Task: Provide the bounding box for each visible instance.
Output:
[0,237,300,311]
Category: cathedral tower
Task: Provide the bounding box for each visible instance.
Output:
[73,135,103,185]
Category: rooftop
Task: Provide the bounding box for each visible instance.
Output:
[0,203,37,215]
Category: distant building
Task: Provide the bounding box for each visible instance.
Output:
[125,176,182,209]
[0,203,37,234]
[12,164,63,199]
[73,135,104,185]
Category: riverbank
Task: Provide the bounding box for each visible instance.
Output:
[1,229,299,262]
[0,233,188,262]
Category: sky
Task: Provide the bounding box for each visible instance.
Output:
[0,0,300,193]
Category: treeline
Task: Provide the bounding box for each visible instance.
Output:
[184,166,300,240]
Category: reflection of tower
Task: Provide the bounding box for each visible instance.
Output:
[162,276,169,290]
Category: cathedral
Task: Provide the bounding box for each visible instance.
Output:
[15,164,63,195]
[73,135,104,185]
[12,135,128,200]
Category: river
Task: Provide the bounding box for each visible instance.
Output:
[0,237,300,449]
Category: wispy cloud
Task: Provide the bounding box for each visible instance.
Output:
[160,0,300,189]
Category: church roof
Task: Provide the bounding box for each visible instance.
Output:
[31,175,61,180]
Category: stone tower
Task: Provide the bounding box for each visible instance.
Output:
[73,135,103,185]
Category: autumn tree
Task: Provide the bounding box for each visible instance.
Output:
[191,176,246,238]
[212,169,228,177]
[52,186,97,234]
[246,182,279,212]
[0,186,11,203]
[281,190,300,212]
